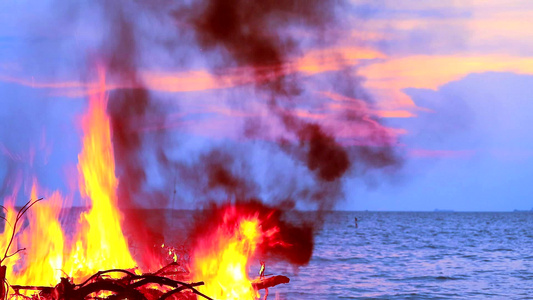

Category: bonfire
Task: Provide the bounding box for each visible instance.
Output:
[0,70,290,300]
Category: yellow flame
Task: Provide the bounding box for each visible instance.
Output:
[0,67,138,298]
[64,67,136,279]
[14,183,65,286]
[0,184,64,296]
[192,213,263,299]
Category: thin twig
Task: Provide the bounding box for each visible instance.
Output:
[1,198,43,264]
[76,268,137,287]
[4,249,25,260]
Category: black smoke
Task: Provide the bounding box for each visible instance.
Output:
[89,0,402,266]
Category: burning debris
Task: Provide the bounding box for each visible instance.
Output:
[0,200,292,300]
[0,199,209,300]
[9,264,212,300]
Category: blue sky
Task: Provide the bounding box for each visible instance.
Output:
[1,1,533,211]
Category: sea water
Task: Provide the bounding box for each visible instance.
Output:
[267,211,533,299]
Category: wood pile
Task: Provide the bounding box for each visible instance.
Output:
[4,263,289,300]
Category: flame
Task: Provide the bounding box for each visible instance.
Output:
[14,183,65,286]
[64,67,136,279]
[191,205,283,299]
[0,185,62,299]
[0,182,65,289]
[0,68,137,293]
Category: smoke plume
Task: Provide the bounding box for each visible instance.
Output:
[90,0,402,265]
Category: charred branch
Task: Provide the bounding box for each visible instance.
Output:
[6,264,217,300]
[251,275,290,290]
[1,198,44,265]
[6,265,291,300]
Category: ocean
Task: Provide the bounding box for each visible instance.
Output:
[266,211,533,299]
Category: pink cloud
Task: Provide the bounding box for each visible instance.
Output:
[409,149,477,159]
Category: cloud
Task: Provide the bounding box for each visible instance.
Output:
[346,71,533,211]
[403,71,533,159]
[358,55,533,111]
[408,149,476,159]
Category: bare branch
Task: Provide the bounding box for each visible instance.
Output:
[1,198,44,264]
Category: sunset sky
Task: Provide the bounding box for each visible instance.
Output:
[1,1,532,211]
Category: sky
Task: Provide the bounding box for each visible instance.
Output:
[1,1,532,211]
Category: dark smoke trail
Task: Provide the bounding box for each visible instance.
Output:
[91,0,402,268]
[186,0,400,210]
[176,0,402,267]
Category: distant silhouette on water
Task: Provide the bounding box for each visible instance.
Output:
[354,217,358,228]
[259,260,265,279]
[259,260,267,300]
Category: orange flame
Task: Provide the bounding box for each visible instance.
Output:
[191,206,282,299]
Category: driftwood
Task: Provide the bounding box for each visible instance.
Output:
[251,275,290,290]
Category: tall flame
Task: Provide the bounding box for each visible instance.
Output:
[0,67,138,290]
[64,67,136,278]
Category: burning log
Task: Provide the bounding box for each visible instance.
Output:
[251,275,290,291]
